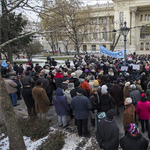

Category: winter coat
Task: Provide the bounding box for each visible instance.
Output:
[75,70,83,79]
[96,119,119,150]
[120,133,148,150]
[110,85,122,105]
[99,94,115,113]
[136,100,150,120]
[71,94,91,120]
[129,89,141,106]
[37,77,51,95]
[18,66,24,75]
[54,73,63,88]
[22,87,35,108]
[64,89,72,104]
[70,87,87,98]
[146,89,150,101]
[4,78,17,94]
[135,83,144,93]
[89,93,100,113]
[22,76,35,87]
[123,104,135,129]
[123,86,131,101]
[32,85,50,113]
[53,88,70,116]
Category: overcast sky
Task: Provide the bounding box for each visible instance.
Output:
[17,0,113,21]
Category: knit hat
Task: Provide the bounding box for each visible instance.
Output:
[106,109,116,120]
[124,97,132,105]
[93,80,99,88]
[130,84,136,90]
[85,69,89,73]
[141,93,147,102]
[125,82,130,87]
[68,83,74,90]
[101,85,108,94]
[126,123,138,134]
[76,88,83,95]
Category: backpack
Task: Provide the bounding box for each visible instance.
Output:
[1,60,8,68]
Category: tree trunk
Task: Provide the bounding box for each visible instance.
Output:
[0,73,26,150]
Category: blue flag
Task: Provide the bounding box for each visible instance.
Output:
[100,45,124,58]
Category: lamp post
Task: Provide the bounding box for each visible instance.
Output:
[121,22,130,66]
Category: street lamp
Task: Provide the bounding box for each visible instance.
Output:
[121,22,130,66]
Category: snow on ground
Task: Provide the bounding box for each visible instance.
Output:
[0,128,93,150]
[15,58,74,68]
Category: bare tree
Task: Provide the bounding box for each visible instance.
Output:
[41,0,92,55]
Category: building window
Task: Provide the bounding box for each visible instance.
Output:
[102,18,107,24]
[140,42,144,50]
[92,18,97,24]
[146,43,149,50]
[140,26,146,39]
[93,29,98,40]
[92,45,96,51]
[120,12,124,24]
[83,45,87,52]
[140,15,143,21]
[102,28,107,41]
[85,31,89,41]
[145,14,147,21]
[148,14,150,21]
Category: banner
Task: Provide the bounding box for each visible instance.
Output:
[100,45,124,58]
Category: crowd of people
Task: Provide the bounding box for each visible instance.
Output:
[1,53,150,149]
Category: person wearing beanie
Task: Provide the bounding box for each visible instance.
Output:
[136,93,150,133]
[123,97,135,134]
[71,88,91,137]
[120,123,148,150]
[96,109,119,150]
[129,84,141,107]
[99,85,115,113]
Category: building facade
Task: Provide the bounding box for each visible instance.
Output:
[80,0,150,54]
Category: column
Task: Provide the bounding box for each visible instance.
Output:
[107,17,110,41]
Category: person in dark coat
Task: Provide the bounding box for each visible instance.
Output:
[22,85,36,118]
[53,87,70,128]
[120,123,148,150]
[96,109,119,150]
[100,85,115,113]
[18,64,24,75]
[71,88,91,137]
[70,81,87,98]
[110,80,122,116]
[146,82,150,101]
[13,62,19,75]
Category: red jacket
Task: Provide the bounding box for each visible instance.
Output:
[136,100,150,120]
[54,73,63,79]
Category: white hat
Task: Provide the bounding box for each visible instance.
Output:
[101,85,108,94]
[124,97,132,105]
[125,82,130,87]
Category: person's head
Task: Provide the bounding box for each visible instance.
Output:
[74,81,80,88]
[136,78,141,84]
[93,80,99,88]
[76,88,83,96]
[124,97,132,106]
[68,83,74,90]
[113,80,117,85]
[141,93,147,102]
[35,80,43,86]
[101,85,108,94]
[125,82,130,87]
[126,123,138,135]
[106,109,116,120]
[130,84,136,90]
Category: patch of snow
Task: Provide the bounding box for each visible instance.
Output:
[82,138,92,150]
[62,132,83,150]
